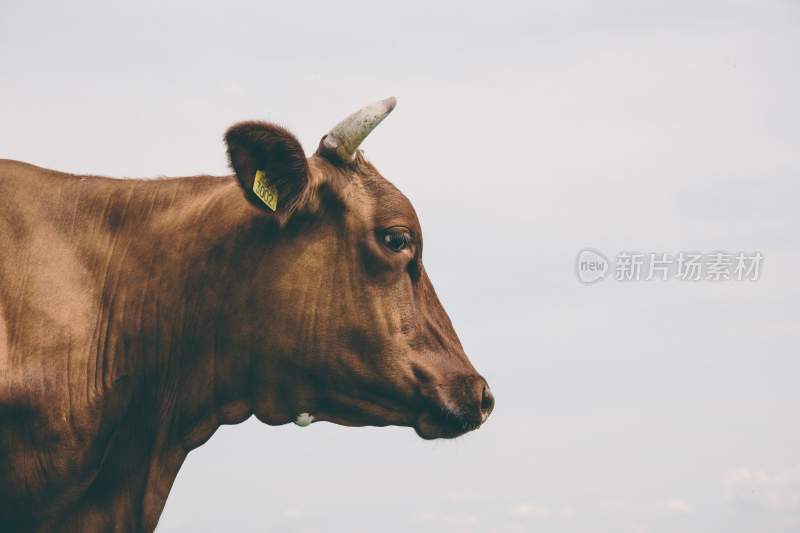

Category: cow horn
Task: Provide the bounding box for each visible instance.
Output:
[318,97,397,162]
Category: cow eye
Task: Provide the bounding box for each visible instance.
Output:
[382,227,412,252]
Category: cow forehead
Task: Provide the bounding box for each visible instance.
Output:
[311,154,421,232]
[360,174,419,229]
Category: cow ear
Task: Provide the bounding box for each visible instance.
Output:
[225,121,309,220]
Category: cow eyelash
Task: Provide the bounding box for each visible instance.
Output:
[381,228,413,252]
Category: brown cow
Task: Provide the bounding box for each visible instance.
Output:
[0,98,493,532]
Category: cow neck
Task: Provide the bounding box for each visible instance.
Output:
[127,177,262,443]
[86,175,268,528]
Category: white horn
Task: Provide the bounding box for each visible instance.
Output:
[318,97,397,162]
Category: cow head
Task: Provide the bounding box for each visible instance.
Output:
[223,98,493,439]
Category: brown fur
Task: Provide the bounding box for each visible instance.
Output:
[0,119,492,532]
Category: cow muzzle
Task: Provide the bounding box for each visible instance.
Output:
[414,375,494,439]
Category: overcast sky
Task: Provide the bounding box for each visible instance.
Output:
[2,1,799,532]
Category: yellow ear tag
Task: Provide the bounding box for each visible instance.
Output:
[252,169,278,211]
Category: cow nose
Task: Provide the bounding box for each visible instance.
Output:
[480,384,494,422]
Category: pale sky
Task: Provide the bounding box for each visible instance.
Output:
[2,1,799,532]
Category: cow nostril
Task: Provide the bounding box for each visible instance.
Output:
[480,385,494,420]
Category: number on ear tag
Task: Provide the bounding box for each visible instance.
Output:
[252,169,278,211]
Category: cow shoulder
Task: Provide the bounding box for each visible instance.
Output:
[0,161,138,524]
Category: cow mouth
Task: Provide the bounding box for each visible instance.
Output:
[290,398,483,439]
[287,385,489,440]
[413,406,483,440]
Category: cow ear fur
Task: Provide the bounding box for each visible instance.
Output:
[225,121,309,222]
